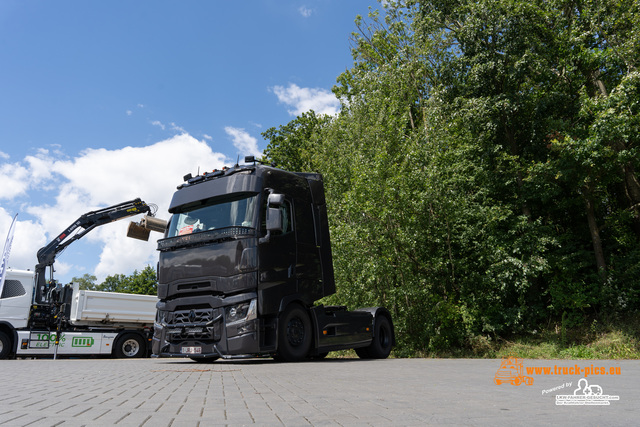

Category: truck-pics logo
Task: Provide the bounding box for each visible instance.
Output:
[494,358,622,406]
[71,337,95,347]
[495,358,623,386]
[494,358,534,386]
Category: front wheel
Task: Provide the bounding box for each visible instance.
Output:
[0,331,11,359]
[275,303,312,362]
[113,333,146,358]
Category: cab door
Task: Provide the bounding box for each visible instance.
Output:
[0,272,33,329]
[258,196,297,314]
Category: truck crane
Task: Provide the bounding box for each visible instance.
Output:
[0,198,167,359]
[29,198,157,328]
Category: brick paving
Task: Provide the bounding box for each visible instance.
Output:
[0,358,637,426]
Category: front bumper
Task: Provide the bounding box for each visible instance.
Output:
[152,295,260,358]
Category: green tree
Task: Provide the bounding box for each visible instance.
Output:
[415,0,640,319]
[262,111,331,172]
[95,265,157,295]
[127,265,158,295]
[97,273,128,293]
[71,273,98,291]
[263,0,640,352]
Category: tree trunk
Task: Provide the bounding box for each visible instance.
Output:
[609,139,640,238]
[505,125,532,219]
[623,164,640,238]
[583,186,607,277]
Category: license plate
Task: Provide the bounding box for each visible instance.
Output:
[181,346,202,354]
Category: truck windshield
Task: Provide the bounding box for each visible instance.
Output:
[167,194,259,238]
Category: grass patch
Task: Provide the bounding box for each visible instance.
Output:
[326,315,640,360]
[488,330,640,359]
[458,315,640,359]
[390,314,640,359]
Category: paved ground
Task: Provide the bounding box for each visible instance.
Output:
[0,357,637,426]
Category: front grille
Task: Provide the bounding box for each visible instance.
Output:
[174,308,215,324]
[165,308,222,342]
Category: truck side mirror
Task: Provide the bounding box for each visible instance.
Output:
[266,207,283,232]
[267,193,285,207]
[260,193,286,244]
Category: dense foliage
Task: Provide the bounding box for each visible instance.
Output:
[263,0,640,353]
[72,265,157,295]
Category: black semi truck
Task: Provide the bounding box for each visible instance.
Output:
[151,157,394,362]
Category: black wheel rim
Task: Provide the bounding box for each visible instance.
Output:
[287,317,305,347]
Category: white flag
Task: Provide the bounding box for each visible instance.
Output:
[0,213,18,298]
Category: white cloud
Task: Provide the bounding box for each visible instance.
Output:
[0,134,227,282]
[24,149,57,190]
[0,208,47,275]
[299,6,313,18]
[272,83,340,116]
[0,151,9,160]
[150,120,187,135]
[224,127,262,158]
[0,148,57,199]
[0,161,31,199]
[170,122,186,134]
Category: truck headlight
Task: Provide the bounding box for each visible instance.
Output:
[156,310,169,324]
[225,299,257,325]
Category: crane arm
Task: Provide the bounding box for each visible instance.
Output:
[33,198,154,304]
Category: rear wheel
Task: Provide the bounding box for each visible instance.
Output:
[355,346,371,359]
[356,314,393,359]
[275,303,312,362]
[0,331,11,359]
[113,333,146,358]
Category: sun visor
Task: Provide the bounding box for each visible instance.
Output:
[169,174,262,213]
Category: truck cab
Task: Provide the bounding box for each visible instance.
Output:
[0,269,33,330]
[152,160,394,361]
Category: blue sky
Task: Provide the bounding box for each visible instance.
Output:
[0,0,380,284]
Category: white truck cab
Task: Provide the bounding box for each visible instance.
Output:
[0,269,34,329]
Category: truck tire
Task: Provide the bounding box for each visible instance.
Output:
[355,346,370,359]
[356,314,393,359]
[0,331,11,359]
[275,303,312,362]
[310,352,329,360]
[113,333,145,358]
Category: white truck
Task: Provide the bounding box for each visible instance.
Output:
[0,199,166,359]
[0,269,157,358]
